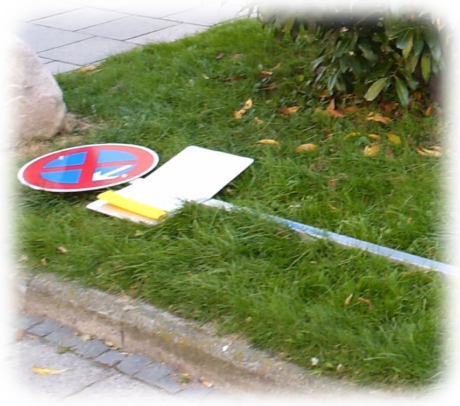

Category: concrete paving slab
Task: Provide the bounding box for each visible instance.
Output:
[79,15,177,41]
[46,61,82,75]
[59,372,185,404]
[10,335,115,402]
[0,322,17,347]
[33,7,127,31]
[167,3,245,26]
[128,23,208,45]
[117,0,215,19]
[38,36,137,66]
[12,21,92,53]
[13,0,82,22]
[71,0,147,11]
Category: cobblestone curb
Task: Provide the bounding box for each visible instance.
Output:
[13,271,374,398]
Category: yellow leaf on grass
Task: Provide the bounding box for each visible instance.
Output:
[366,113,392,124]
[328,109,346,118]
[243,98,253,110]
[364,143,380,156]
[387,133,401,145]
[326,99,345,117]
[232,109,246,119]
[31,366,67,376]
[57,246,68,254]
[367,134,381,140]
[295,143,317,153]
[358,297,374,311]
[254,117,263,124]
[255,70,273,78]
[78,65,97,73]
[416,146,442,157]
[344,132,360,139]
[257,139,279,146]
[279,106,300,115]
[344,293,353,306]
[344,106,360,113]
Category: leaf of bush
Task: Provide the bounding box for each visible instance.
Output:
[394,77,410,106]
[364,78,388,101]
[421,53,431,83]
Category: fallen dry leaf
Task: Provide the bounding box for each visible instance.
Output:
[295,143,317,153]
[78,65,97,73]
[387,133,401,145]
[31,366,68,376]
[223,75,246,82]
[232,109,246,119]
[257,139,279,146]
[201,380,214,388]
[366,113,392,124]
[243,98,253,110]
[415,146,442,157]
[425,105,433,116]
[263,82,277,90]
[272,63,282,70]
[344,132,360,139]
[279,106,300,115]
[15,329,27,341]
[344,106,360,113]
[328,109,346,118]
[254,70,273,78]
[326,99,346,117]
[378,100,398,114]
[344,293,353,306]
[328,177,337,191]
[40,258,47,265]
[57,246,68,254]
[254,117,263,124]
[386,148,395,158]
[232,53,243,59]
[358,297,374,311]
[215,51,225,59]
[367,134,381,140]
[363,143,380,157]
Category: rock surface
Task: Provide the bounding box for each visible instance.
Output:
[5,34,66,143]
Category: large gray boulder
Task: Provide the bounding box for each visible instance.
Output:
[5,34,67,144]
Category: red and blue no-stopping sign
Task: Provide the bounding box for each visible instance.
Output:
[18,143,159,192]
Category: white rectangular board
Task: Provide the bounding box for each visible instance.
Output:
[87,146,253,223]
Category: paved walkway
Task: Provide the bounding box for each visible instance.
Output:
[5,311,233,405]
[9,0,250,74]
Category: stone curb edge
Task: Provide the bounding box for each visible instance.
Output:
[14,271,338,395]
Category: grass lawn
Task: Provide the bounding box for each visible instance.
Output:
[15,18,449,389]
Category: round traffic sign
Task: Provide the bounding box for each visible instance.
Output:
[18,143,159,192]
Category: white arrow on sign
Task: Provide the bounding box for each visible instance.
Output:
[92,165,132,181]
